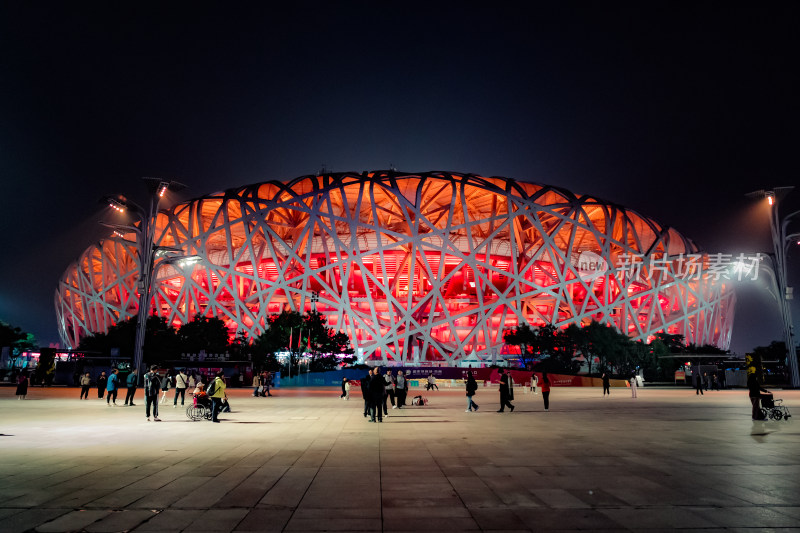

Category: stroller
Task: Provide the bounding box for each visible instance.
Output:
[760,393,792,421]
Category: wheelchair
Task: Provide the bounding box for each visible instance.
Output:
[760,394,792,421]
[186,396,212,421]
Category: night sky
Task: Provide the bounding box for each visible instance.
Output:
[1,2,797,354]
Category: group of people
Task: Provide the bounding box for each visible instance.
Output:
[491,369,551,412]
[694,371,724,395]
[358,368,410,422]
[252,371,274,397]
[78,368,202,408]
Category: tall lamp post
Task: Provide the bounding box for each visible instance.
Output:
[748,187,799,387]
[103,178,185,378]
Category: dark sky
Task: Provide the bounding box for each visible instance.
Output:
[1,2,797,353]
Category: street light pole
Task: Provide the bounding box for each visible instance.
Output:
[755,187,799,387]
[104,178,185,379]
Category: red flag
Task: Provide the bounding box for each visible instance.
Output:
[289,328,293,351]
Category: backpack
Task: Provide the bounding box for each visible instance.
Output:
[206,379,217,397]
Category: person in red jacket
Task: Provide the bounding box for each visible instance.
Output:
[540,372,551,411]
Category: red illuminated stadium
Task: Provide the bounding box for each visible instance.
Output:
[56,171,735,364]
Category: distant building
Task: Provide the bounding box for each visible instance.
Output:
[56,171,735,364]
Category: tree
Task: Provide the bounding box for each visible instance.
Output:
[503,324,538,368]
[177,314,230,355]
[305,310,355,371]
[78,316,179,365]
[0,320,36,367]
[254,311,304,374]
[253,310,354,374]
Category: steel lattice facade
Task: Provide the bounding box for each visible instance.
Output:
[56,171,735,363]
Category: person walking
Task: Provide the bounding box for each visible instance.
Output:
[79,372,91,399]
[395,370,408,409]
[340,377,349,399]
[106,368,119,405]
[159,371,171,404]
[630,374,638,398]
[16,372,29,400]
[694,371,704,395]
[747,373,770,420]
[497,368,515,412]
[602,372,610,396]
[361,372,372,418]
[208,371,227,423]
[385,369,397,409]
[263,371,273,397]
[173,369,188,407]
[541,372,551,411]
[97,371,107,399]
[465,373,479,412]
[368,368,385,422]
[426,373,439,391]
[531,373,539,395]
[252,373,262,397]
[144,365,162,421]
[124,368,138,406]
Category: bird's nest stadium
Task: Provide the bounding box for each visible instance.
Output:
[56,171,735,364]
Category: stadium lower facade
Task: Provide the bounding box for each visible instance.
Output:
[56,171,735,364]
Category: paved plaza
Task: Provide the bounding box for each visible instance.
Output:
[1,383,799,532]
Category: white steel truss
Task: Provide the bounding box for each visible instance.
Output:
[56,171,736,363]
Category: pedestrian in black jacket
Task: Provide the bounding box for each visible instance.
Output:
[369,368,385,422]
[465,373,479,412]
[497,369,514,412]
[360,373,372,417]
[747,373,770,420]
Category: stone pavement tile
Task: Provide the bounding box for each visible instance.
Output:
[515,508,624,530]
[454,488,506,509]
[132,509,197,531]
[383,517,480,530]
[35,510,111,532]
[482,477,543,508]
[599,507,718,529]
[266,450,305,466]
[530,489,591,508]
[293,508,383,519]
[699,482,796,505]
[85,510,156,532]
[382,491,464,509]
[470,508,530,530]
[693,506,800,528]
[0,508,24,520]
[85,488,152,508]
[295,449,330,467]
[172,468,256,508]
[563,488,627,508]
[129,488,189,509]
[383,507,471,519]
[603,486,693,506]
[234,509,293,531]
[285,517,382,531]
[188,508,249,532]
[258,466,318,508]
[2,488,76,508]
[215,466,288,508]
[299,484,380,509]
[771,506,800,519]
[2,509,71,533]
[43,488,109,508]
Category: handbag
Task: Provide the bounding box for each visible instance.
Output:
[257,385,263,393]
